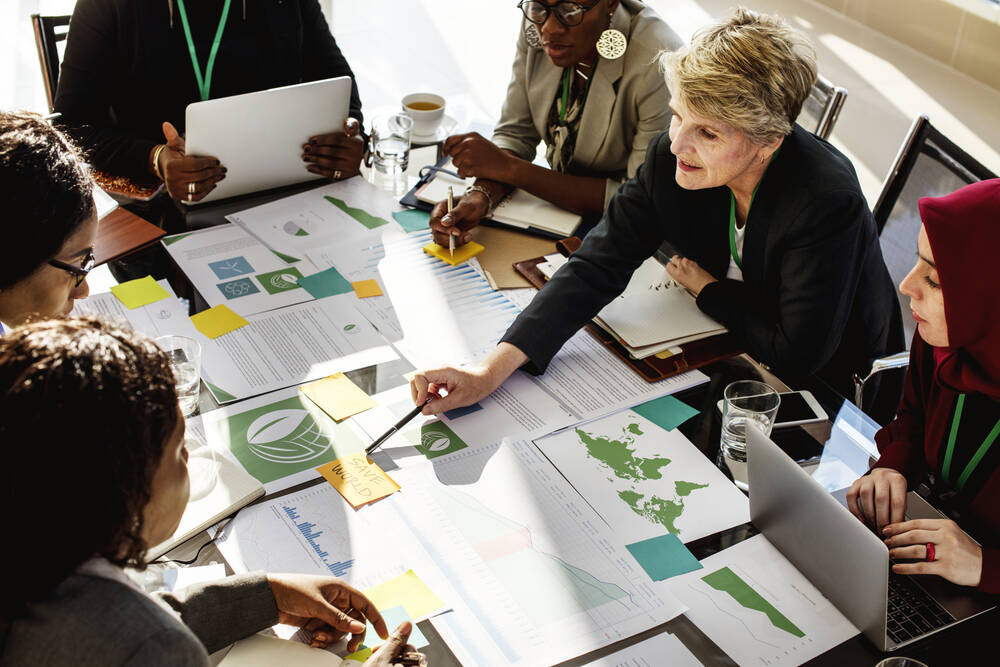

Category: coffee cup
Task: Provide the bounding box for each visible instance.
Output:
[402,93,446,138]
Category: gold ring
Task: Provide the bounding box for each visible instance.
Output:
[333,170,342,180]
[188,181,196,195]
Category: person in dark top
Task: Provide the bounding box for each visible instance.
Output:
[0,112,96,330]
[409,9,899,415]
[847,179,1000,593]
[54,0,365,202]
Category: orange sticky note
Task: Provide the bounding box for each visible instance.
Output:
[352,279,383,298]
[110,275,170,309]
[300,372,377,421]
[190,305,249,339]
[422,241,484,266]
[317,452,400,508]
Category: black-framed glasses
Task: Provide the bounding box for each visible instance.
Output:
[518,0,602,27]
[48,248,96,288]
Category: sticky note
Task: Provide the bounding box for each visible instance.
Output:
[392,209,431,233]
[422,241,484,266]
[317,452,400,508]
[352,279,384,298]
[626,534,702,581]
[343,646,373,662]
[360,606,428,650]
[190,304,249,339]
[300,372,377,421]
[297,266,354,299]
[633,395,699,431]
[363,570,445,620]
[110,275,170,309]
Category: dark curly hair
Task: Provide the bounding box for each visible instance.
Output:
[0,317,179,615]
[0,111,95,289]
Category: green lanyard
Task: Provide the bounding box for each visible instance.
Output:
[727,148,781,272]
[558,66,595,125]
[176,0,232,102]
[941,393,1000,492]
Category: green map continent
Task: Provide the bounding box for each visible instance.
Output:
[675,480,709,496]
[618,489,686,534]
[576,425,671,482]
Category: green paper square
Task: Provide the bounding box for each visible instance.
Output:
[392,209,431,233]
[405,422,469,459]
[298,266,354,298]
[255,266,304,294]
[633,395,699,431]
[626,533,702,581]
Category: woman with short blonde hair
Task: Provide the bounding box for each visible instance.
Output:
[410,8,902,426]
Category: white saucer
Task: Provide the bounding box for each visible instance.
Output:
[411,114,459,144]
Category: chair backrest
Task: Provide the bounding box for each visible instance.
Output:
[797,74,848,141]
[873,114,997,345]
[31,14,71,113]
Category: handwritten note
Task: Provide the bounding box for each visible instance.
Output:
[317,452,400,508]
[110,275,170,309]
[300,372,377,421]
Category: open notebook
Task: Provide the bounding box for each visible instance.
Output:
[415,158,582,237]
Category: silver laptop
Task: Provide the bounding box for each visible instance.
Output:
[747,427,995,651]
[185,76,352,204]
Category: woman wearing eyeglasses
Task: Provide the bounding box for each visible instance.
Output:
[0,112,96,332]
[430,0,681,245]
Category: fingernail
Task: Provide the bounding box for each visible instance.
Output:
[304,145,311,153]
[442,214,452,224]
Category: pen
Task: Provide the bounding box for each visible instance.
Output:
[365,396,434,456]
[447,186,455,260]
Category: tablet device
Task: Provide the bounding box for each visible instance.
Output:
[184,76,352,204]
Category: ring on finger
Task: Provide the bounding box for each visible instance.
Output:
[926,542,936,562]
[333,170,342,179]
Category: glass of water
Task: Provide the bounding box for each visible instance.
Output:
[156,335,202,417]
[370,113,413,174]
[720,380,781,463]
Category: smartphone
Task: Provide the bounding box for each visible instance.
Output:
[717,390,826,428]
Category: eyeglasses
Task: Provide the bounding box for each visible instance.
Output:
[48,248,96,288]
[518,0,602,27]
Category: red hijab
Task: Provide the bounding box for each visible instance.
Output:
[920,178,1000,400]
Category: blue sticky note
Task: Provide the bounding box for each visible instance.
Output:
[626,534,702,581]
[633,395,699,431]
[392,209,431,233]
[298,266,354,299]
[444,403,484,420]
[363,605,428,649]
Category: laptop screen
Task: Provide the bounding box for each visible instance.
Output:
[811,400,881,493]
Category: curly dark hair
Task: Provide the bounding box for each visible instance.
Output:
[0,317,179,614]
[0,111,95,289]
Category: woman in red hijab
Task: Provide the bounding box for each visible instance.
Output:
[847,178,1000,592]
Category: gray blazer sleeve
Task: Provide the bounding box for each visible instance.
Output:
[155,572,280,655]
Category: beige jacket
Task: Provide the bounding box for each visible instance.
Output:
[492,0,683,207]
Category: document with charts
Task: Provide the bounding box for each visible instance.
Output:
[534,408,750,546]
[161,224,317,317]
[667,534,858,667]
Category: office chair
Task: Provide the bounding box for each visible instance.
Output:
[854,114,997,415]
[797,74,848,141]
[31,14,71,113]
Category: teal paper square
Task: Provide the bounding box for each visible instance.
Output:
[626,533,702,581]
[633,395,699,431]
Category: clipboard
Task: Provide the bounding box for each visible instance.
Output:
[398,155,574,241]
[514,238,741,382]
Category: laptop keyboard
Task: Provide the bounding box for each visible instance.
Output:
[886,570,955,644]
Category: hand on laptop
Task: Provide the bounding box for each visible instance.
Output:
[883,519,983,588]
[156,122,227,202]
[302,117,364,181]
[846,467,908,530]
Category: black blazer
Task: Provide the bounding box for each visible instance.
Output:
[503,127,900,397]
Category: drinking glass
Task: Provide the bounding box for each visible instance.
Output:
[157,335,202,417]
[370,113,413,174]
[720,380,781,462]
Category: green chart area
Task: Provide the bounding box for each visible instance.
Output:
[701,567,805,638]
[576,423,707,534]
[431,485,628,626]
[324,196,389,229]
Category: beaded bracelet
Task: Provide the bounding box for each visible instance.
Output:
[465,184,495,216]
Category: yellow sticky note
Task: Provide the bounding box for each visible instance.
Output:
[352,279,384,298]
[300,372,377,421]
[344,647,373,662]
[189,305,249,339]
[317,452,400,508]
[363,570,445,620]
[422,241,485,266]
[110,275,170,309]
[655,348,678,360]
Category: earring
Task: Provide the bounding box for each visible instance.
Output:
[596,13,627,60]
[524,23,542,49]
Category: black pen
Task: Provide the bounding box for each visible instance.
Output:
[365,396,434,456]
